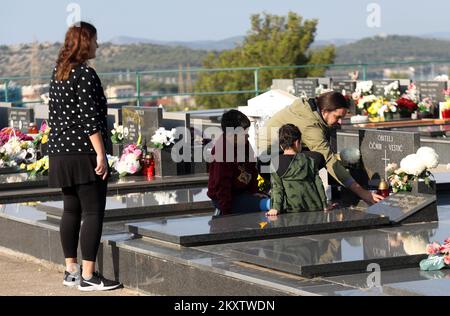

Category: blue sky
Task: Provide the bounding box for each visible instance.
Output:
[1,0,449,44]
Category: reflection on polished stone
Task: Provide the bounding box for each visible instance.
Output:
[383,278,450,296]
[203,221,450,278]
[127,208,390,246]
[40,187,209,211]
[0,202,47,222]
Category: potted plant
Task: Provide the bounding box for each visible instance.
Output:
[110,123,129,156]
[150,127,180,177]
[417,97,434,119]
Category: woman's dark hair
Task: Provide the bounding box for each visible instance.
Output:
[279,124,301,150]
[220,110,250,132]
[317,91,349,112]
[55,22,97,81]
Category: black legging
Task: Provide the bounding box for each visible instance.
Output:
[60,180,107,262]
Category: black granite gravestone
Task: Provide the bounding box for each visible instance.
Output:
[359,129,420,186]
[372,80,400,97]
[332,81,356,95]
[126,209,390,246]
[0,103,13,129]
[122,106,162,145]
[416,81,447,103]
[107,108,122,156]
[365,192,438,224]
[294,78,319,98]
[7,107,34,133]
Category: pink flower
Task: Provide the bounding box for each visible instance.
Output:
[426,242,441,255]
[440,243,450,255]
[444,238,450,245]
[129,164,137,174]
[444,255,450,265]
[39,121,47,133]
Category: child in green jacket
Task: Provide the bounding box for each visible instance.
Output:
[267,124,328,216]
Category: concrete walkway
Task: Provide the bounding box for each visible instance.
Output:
[0,247,142,296]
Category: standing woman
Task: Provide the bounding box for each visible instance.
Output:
[48,22,121,291]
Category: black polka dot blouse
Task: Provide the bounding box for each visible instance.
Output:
[48,64,108,156]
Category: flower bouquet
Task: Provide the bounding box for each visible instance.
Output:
[352,81,375,115]
[20,155,49,177]
[111,123,129,145]
[114,144,142,177]
[387,147,439,193]
[0,127,33,146]
[150,127,177,149]
[417,97,434,119]
[420,238,450,271]
[379,100,397,120]
[33,121,51,146]
[257,174,270,193]
[383,81,401,101]
[442,89,450,119]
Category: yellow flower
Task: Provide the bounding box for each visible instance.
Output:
[20,163,26,170]
[41,135,48,144]
[259,222,268,229]
[27,164,35,171]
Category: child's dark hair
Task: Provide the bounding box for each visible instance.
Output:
[220,109,250,133]
[279,124,301,150]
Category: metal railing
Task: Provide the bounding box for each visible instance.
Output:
[1,59,450,106]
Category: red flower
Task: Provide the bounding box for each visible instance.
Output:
[396,97,418,113]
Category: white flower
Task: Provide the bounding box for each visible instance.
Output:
[416,147,439,169]
[384,81,399,96]
[385,163,398,173]
[400,154,427,176]
[355,81,373,95]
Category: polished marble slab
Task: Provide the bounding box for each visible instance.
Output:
[366,192,437,224]
[197,221,450,278]
[127,208,390,246]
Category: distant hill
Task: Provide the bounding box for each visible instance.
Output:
[335,35,450,64]
[0,42,209,78]
[109,35,245,51]
[2,35,450,79]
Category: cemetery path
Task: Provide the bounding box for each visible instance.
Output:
[0,247,142,296]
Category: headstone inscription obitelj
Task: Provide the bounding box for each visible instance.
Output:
[359,129,420,187]
[293,78,319,98]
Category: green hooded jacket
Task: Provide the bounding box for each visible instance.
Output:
[271,153,328,213]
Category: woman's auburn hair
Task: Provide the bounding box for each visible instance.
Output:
[55,22,97,81]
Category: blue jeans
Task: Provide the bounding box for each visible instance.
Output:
[212,192,271,216]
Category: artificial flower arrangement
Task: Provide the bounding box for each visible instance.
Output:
[386,147,439,193]
[441,88,450,119]
[113,144,142,177]
[111,123,129,145]
[352,81,376,115]
[418,97,433,113]
[151,127,177,149]
[315,85,332,96]
[395,83,419,117]
[379,100,397,119]
[20,155,49,177]
[32,121,51,147]
[257,174,270,193]
[420,238,450,271]
[0,127,33,146]
[384,81,401,101]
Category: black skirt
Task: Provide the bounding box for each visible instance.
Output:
[48,154,102,188]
